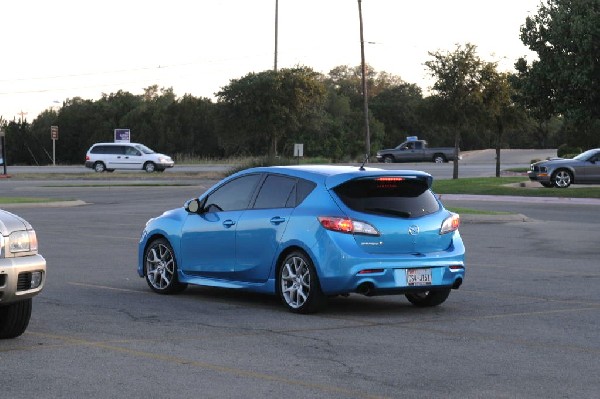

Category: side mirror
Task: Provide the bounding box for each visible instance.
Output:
[184,198,206,213]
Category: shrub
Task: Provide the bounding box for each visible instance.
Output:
[557,144,582,157]
[224,156,292,177]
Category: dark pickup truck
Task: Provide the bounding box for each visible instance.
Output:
[376,139,459,163]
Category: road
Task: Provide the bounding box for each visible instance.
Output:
[1,149,558,180]
[1,174,599,399]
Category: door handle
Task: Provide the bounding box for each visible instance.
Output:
[270,216,286,225]
[223,220,236,227]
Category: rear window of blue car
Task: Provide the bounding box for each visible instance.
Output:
[333,177,440,218]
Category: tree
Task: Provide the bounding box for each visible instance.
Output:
[511,58,559,148]
[370,82,424,147]
[519,0,600,147]
[425,43,486,179]
[481,63,521,177]
[216,67,326,158]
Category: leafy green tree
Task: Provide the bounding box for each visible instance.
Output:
[370,82,424,147]
[216,67,327,158]
[511,58,560,148]
[519,0,600,147]
[325,65,411,158]
[425,43,486,178]
[165,94,218,158]
[480,66,526,176]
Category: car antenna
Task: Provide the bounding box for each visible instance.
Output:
[359,154,369,171]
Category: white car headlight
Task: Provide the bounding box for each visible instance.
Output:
[9,230,38,253]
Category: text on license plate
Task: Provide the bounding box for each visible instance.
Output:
[406,268,432,286]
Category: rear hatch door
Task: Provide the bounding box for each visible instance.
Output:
[330,175,453,255]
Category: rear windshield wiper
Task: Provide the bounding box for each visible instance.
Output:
[365,208,412,218]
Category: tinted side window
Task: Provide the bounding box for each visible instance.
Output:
[253,175,296,209]
[91,145,108,154]
[92,145,123,155]
[294,179,316,206]
[205,174,262,212]
[333,178,439,218]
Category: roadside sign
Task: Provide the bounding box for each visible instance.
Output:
[294,143,304,157]
[51,125,59,140]
[114,128,131,143]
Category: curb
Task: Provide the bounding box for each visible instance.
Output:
[439,194,600,206]
[460,213,532,224]
[0,200,88,209]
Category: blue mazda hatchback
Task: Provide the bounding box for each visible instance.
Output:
[138,165,465,313]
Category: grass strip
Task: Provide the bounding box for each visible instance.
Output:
[446,206,512,215]
[432,177,600,198]
[0,197,58,204]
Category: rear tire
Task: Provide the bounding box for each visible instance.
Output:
[278,251,325,314]
[433,154,447,163]
[405,289,451,307]
[0,299,33,339]
[94,162,106,173]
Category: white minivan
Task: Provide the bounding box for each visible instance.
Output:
[85,142,175,173]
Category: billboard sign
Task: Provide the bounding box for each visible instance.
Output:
[114,129,131,143]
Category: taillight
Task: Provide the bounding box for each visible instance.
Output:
[375,177,404,182]
[86,155,90,161]
[318,217,379,236]
[440,213,460,234]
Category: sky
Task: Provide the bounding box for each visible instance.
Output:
[0,0,542,122]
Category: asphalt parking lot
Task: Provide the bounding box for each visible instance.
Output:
[1,179,599,398]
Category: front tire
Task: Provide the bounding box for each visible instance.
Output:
[144,238,187,294]
[383,155,394,164]
[144,162,156,173]
[0,299,32,339]
[552,169,572,188]
[405,289,451,307]
[278,251,325,314]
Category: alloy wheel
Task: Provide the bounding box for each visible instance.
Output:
[280,255,311,309]
[146,242,175,290]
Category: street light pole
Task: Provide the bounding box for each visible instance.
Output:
[358,0,370,160]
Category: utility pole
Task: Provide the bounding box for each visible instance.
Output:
[17,110,28,123]
[358,0,370,160]
[274,0,279,72]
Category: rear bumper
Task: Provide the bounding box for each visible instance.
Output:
[0,254,46,305]
[310,232,466,296]
[319,262,465,296]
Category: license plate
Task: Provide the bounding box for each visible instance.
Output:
[406,268,432,286]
